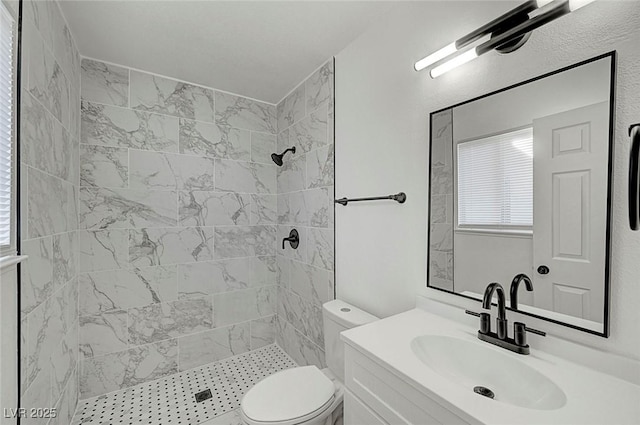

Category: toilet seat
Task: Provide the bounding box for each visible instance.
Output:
[241,366,336,425]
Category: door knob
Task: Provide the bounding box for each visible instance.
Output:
[537,265,549,275]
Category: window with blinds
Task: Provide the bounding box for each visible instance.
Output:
[0,3,15,253]
[456,127,533,231]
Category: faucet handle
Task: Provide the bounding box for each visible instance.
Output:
[465,310,491,334]
[514,322,546,347]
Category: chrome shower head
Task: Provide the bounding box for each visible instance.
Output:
[271,146,296,166]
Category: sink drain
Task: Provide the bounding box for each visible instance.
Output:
[473,386,495,399]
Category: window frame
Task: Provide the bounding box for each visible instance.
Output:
[453,125,534,237]
[0,0,18,258]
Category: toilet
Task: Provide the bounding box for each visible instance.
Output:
[240,300,378,425]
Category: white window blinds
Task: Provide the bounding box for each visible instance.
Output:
[0,3,14,249]
[457,127,533,229]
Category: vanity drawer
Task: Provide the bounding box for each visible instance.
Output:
[344,389,388,425]
[344,345,470,425]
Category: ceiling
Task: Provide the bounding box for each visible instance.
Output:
[59,1,395,104]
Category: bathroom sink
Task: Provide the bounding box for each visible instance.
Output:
[410,335,566,410]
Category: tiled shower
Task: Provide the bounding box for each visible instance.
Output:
[17,0,334,422]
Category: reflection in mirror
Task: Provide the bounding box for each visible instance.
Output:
[428,53,615,336]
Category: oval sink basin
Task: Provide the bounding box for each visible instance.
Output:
[410,335,566,410]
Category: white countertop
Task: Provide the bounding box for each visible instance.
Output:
[341,308,640,425]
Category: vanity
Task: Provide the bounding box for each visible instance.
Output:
[340,301,640,425]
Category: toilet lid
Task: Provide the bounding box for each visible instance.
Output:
[241,366,335,423]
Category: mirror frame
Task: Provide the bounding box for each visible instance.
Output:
[426,51,617,337]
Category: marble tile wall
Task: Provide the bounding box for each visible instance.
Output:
[19,0,81,422]
[78,58,279,398]
[275,59,335,369]
[429,109,454,291]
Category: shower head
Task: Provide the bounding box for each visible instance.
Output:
[271,146,296,166]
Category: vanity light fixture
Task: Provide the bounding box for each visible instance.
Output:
[416,0,597,78]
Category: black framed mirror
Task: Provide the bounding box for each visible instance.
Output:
[427,52,616,337]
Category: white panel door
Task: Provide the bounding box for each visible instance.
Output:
[532,102,608,323]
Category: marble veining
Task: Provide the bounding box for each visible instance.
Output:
[250,316,276,350]
[20,237,54,315]
[52,231,77,288]
[213,225,276,259]
[26,295,66,389]
[276,155,306,194]
[80,339,178,399]
[179,191,250,226]
[307,228,334,271]
[80,145,128,188]
[278,288,324,347]
[178,323,251,371]
[289,105,328,154]
[77,229,129,273]
[306,144,334,188]
[179,118,250,160]
[81,101,180,153]
[276,316,325,369]
[130,70,214,122]
[305,60,333,113]
[277,84,305,132]
[50,323,78,404]
[79,311,128,358]
[81,58,129,107]
[129,227,213,266]
[215,159,276,194]
[250,194,277,225]
[213,286,276,328]
[128,297,213,345]
[215,91,276,134]
[27,166,69,238]
[250,132,277,165]
[79,265,178,315]
[289,259,331,304]
[78,187,177,229]
[129,149,215,191]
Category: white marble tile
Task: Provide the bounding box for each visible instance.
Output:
[179,191,250,226]
[276,316,325,369]
[276,255,290,288]
[26,295,66,389]
[130,70,214,122]
[50,367,78,425]
[21,90,57,178]
[27,26,70,128]
[81,101,180,152]
[79,265,178,315]
[430,223,453,252]
[430,194,447,224]
[215,159,276,194]
[27,166,69,238]
[289,260,331,304]
[289,105,328,154]
[277,84,305,132]
[307,228,334,271]
[306,144,334,188]
[129,227,213,266]
[178,323,250,371]
[79,311,128,358]
[52,231,76,288]
[128,297,213,345]
[305,60,333,113]
[278,288,324,347]
[276,154,305,194]
[129,149,215,191]
[179,119,250,160]
[20,237,54,315]
[67,183,79,232]
[51,6,77,92]
[304,187,331,228]
[431,108,453,167]
[78,187,177,230]
[80,339,178,399]
[250,194,277,225]
[431,164,453,195]
[215,91,276,134]
[77,229,129,273]
[429,250,453,282]
[250,315,276,350]
[21,364,51,425]
[250,132,277,165]
[213,225,276,259]
[81,58,129,107]
[50,324,78,404]
[80,145,128,188]
[213,286,276,327]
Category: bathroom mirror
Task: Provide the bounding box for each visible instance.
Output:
[427,52,616,336]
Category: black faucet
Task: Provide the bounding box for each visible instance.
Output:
[482,282,508,339]
[465,281,546,355]
[509,273,533,310]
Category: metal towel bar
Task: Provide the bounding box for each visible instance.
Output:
[335,192,406,206]
[629,123,640,230]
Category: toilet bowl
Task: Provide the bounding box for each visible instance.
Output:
[240,300,378,425]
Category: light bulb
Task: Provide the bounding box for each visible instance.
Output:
[414,42,457,72]
[429,48,479,79]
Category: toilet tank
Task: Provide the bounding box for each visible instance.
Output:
[323,300,378,382]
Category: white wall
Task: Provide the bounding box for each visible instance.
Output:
[335,1,640,360]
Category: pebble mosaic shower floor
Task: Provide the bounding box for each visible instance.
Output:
[71,344,297,425]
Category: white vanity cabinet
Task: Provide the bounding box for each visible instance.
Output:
[343,344,473,425]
